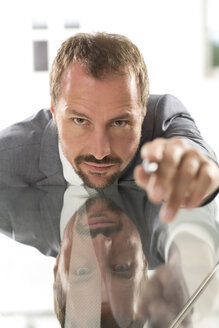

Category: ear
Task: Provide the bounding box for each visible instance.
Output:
[144,258,148,270]
[50,100,56,123]
[142,257,148,281]
[54,253,61,282]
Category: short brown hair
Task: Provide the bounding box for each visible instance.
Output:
[50,32,149,111]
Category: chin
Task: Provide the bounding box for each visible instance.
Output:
[83,177,113,189]
[77,170,120,189]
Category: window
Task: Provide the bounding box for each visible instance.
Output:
[33,41,48,72]
[205,0,219,74]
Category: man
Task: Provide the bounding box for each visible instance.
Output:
[0,32,218,222]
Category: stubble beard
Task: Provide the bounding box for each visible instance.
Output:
[74,155,123,189]
[75,166,122,189]
[57,132,123,188]
[60,144,123,188]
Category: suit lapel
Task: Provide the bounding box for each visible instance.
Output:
[39,186,65,256]
[38,119,66,186]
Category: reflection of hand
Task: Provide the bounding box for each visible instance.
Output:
[139,264,192,328]
[134,137,219,222]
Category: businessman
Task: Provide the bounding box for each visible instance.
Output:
[0,32,218,222]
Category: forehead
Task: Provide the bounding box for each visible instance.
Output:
[61,62,134,87]
[58,63,140,110]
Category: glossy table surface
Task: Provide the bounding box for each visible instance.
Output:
[0,185,219,328]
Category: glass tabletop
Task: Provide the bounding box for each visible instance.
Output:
[0,185,219,328]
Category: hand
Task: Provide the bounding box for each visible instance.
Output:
[134,137,219,222]
[138,263,192,328]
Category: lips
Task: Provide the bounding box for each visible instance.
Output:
[88,217,116,228]
[83,162,115,173]
[81,210,117,229]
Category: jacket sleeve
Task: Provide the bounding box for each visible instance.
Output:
[141,94,219,203]
[143,94,218,162]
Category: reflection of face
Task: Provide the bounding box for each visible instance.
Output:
[54,197,148,327]
[51,63,144,189]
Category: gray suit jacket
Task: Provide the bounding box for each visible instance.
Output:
[0,94,217,187]
[0,186,64,257]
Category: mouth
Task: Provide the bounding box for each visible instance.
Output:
[88,217,116,228]
[82,211,117,229]
[83,162,116,173]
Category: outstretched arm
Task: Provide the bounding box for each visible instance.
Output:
[134,137,219,222]
[134,95,219,222]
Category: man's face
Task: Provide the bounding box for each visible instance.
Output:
[54,197,147,327]
[51,63,144,188]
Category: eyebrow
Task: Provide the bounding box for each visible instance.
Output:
[66,108,133,122]
[110,268,134,280]
[66,109,90,120]
[108,113,132,123]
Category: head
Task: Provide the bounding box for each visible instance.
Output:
[53,196,148,327]
[50,32,149,188]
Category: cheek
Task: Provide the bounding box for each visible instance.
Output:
[57,121,87,155]
[57,120,78,140]
[61,131,77,148]
[113,129,141,160]
[109,286,135,326]
[59,131,78,160]
[127,131,140,150]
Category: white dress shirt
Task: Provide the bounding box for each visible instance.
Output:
[58,142,95,239]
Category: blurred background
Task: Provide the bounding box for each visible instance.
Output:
[0,0,218,327]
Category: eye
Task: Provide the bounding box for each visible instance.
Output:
[72,118,88,125]
[74,267,91,276]
[112,263,130,273]
[70,266,95,284]
[113,120,127,127]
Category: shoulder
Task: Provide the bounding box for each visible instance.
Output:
[0,109,53,186]
[142,94,194,141]
[147,94,189,117]
[143,94,217,159]
[0,109,52,151]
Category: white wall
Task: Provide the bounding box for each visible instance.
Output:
[0,0,218,155]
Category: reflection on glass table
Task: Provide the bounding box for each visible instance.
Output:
[55,195,149,327]
[0,186,219,327]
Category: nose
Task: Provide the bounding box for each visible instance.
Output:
[89,127,111,160]
[92,234,112,267]
[101,277,109,303]
[93,235,112,303]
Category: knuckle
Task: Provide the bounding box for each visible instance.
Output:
[170,137,188,149]
[153,137,164,144]
[163,148,179,165]
[163,139,191,164]
[180,159,200,176]
[178,166,195,179]
[141,139,164,158]
[185,148,202,159]
[201,164,214,182]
